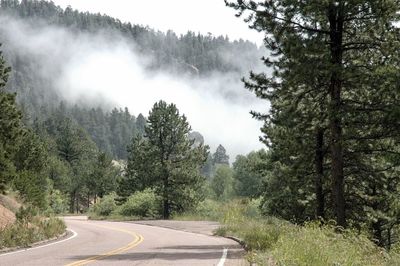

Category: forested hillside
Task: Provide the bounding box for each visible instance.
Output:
[0,0,263,159]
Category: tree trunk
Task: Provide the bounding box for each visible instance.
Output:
[75,194,79,213]
[372,220,383,247]
[163,198,170,220]
[315,128,325,219]
[69,191,76,213]
[162,167,170,219]
[328,4,346,227]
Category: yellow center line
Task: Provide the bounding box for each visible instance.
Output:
[65,224,144,266]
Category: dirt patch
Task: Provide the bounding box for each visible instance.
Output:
[0,204,15,229]
[0,194,21,213]
[131,220,220,236]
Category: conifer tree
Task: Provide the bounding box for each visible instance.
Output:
[0,46,22,193]
[124,101,208,219]
[227,0,400,233]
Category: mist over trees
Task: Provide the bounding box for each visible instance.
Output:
[2,0,399,258]
[0,0,264,160]
[0,0,263,218]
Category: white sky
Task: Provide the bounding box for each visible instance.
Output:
[51,0,263,44]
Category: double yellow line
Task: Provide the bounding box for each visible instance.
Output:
[65,224,144,266]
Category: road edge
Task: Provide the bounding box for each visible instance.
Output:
[0,229,73,255]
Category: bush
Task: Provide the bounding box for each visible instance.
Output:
[269,222,388,266]
[47,189,69,214]
[90,193,117,216]
[118,189,160,218]
[210,199,390,265]
[0,216,65,249]
[16,205,38,222]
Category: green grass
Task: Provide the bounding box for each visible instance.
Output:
[0,216,66,249]
[178,199,400,265]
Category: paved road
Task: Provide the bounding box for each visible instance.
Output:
[0,217,245,266]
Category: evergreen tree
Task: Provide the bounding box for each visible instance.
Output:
[123,101,208,219]
[0,45,22,193]
[211,164,234,200]
[233,150,268,198]
[213,144,230,166]
[227,0,400,242]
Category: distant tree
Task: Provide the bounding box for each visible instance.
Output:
[124,101,208,219]
[188,131,204,147]
[87,152,118,204]
[12,130,49,209]
[136,113,146,136]
[0,46,22,193]
[233,150,268,198]
[213,144,229,166]
[211,165,234,200]
[201,154,214,178]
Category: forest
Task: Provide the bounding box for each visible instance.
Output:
[1,0,400,265]
[0,0,263,217]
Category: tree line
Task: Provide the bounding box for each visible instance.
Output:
[226,0,400,248]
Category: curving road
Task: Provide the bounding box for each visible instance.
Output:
[0,217,246,266]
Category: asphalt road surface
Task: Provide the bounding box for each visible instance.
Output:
[0,216,245,266]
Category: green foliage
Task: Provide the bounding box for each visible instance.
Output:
[87,153,118,198]
[210,200,392,265]
[173,199,222,221]
[233,150,267,198]
[0,47,22,193]
[0,216,66,249]
[227,0,400,246]
[118,189,160,218]
[269,223,388,266]
[90,193,118,216]
[211,165,234,200]
[15,205,38,223]
[47,189,69,214]
[121,101,208,219]
[12,130,49,209]
[213,144,229,166]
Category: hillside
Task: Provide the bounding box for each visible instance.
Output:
[0,0,263,160]
[0,194,20,228]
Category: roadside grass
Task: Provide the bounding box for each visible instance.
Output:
[178,199,400,266]
[0,215,66,249]
[87,194,400,265]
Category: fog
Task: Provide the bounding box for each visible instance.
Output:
[0,15,268,160]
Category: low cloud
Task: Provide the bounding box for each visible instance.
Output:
[0,15,268,160]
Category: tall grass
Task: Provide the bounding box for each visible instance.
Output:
[0,217,66,249]
[0,207,66,249]
[179,199,398,265]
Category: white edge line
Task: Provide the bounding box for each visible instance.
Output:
[0,228,78,257]
[217,248,228,266]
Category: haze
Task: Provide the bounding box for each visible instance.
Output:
[51,0,263,45]
[0,13,267,160]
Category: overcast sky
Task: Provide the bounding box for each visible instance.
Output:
[52,0,263,44]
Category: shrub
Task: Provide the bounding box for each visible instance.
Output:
[47,189,69,214]
[90,193,117,216]
[118,189,160,218]
[0,217,65,249]
[16,205,38,222]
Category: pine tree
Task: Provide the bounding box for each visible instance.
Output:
[227,0,400,232]
[213,144,230,166]
[124,101,208,219]
[0,45,22,193]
